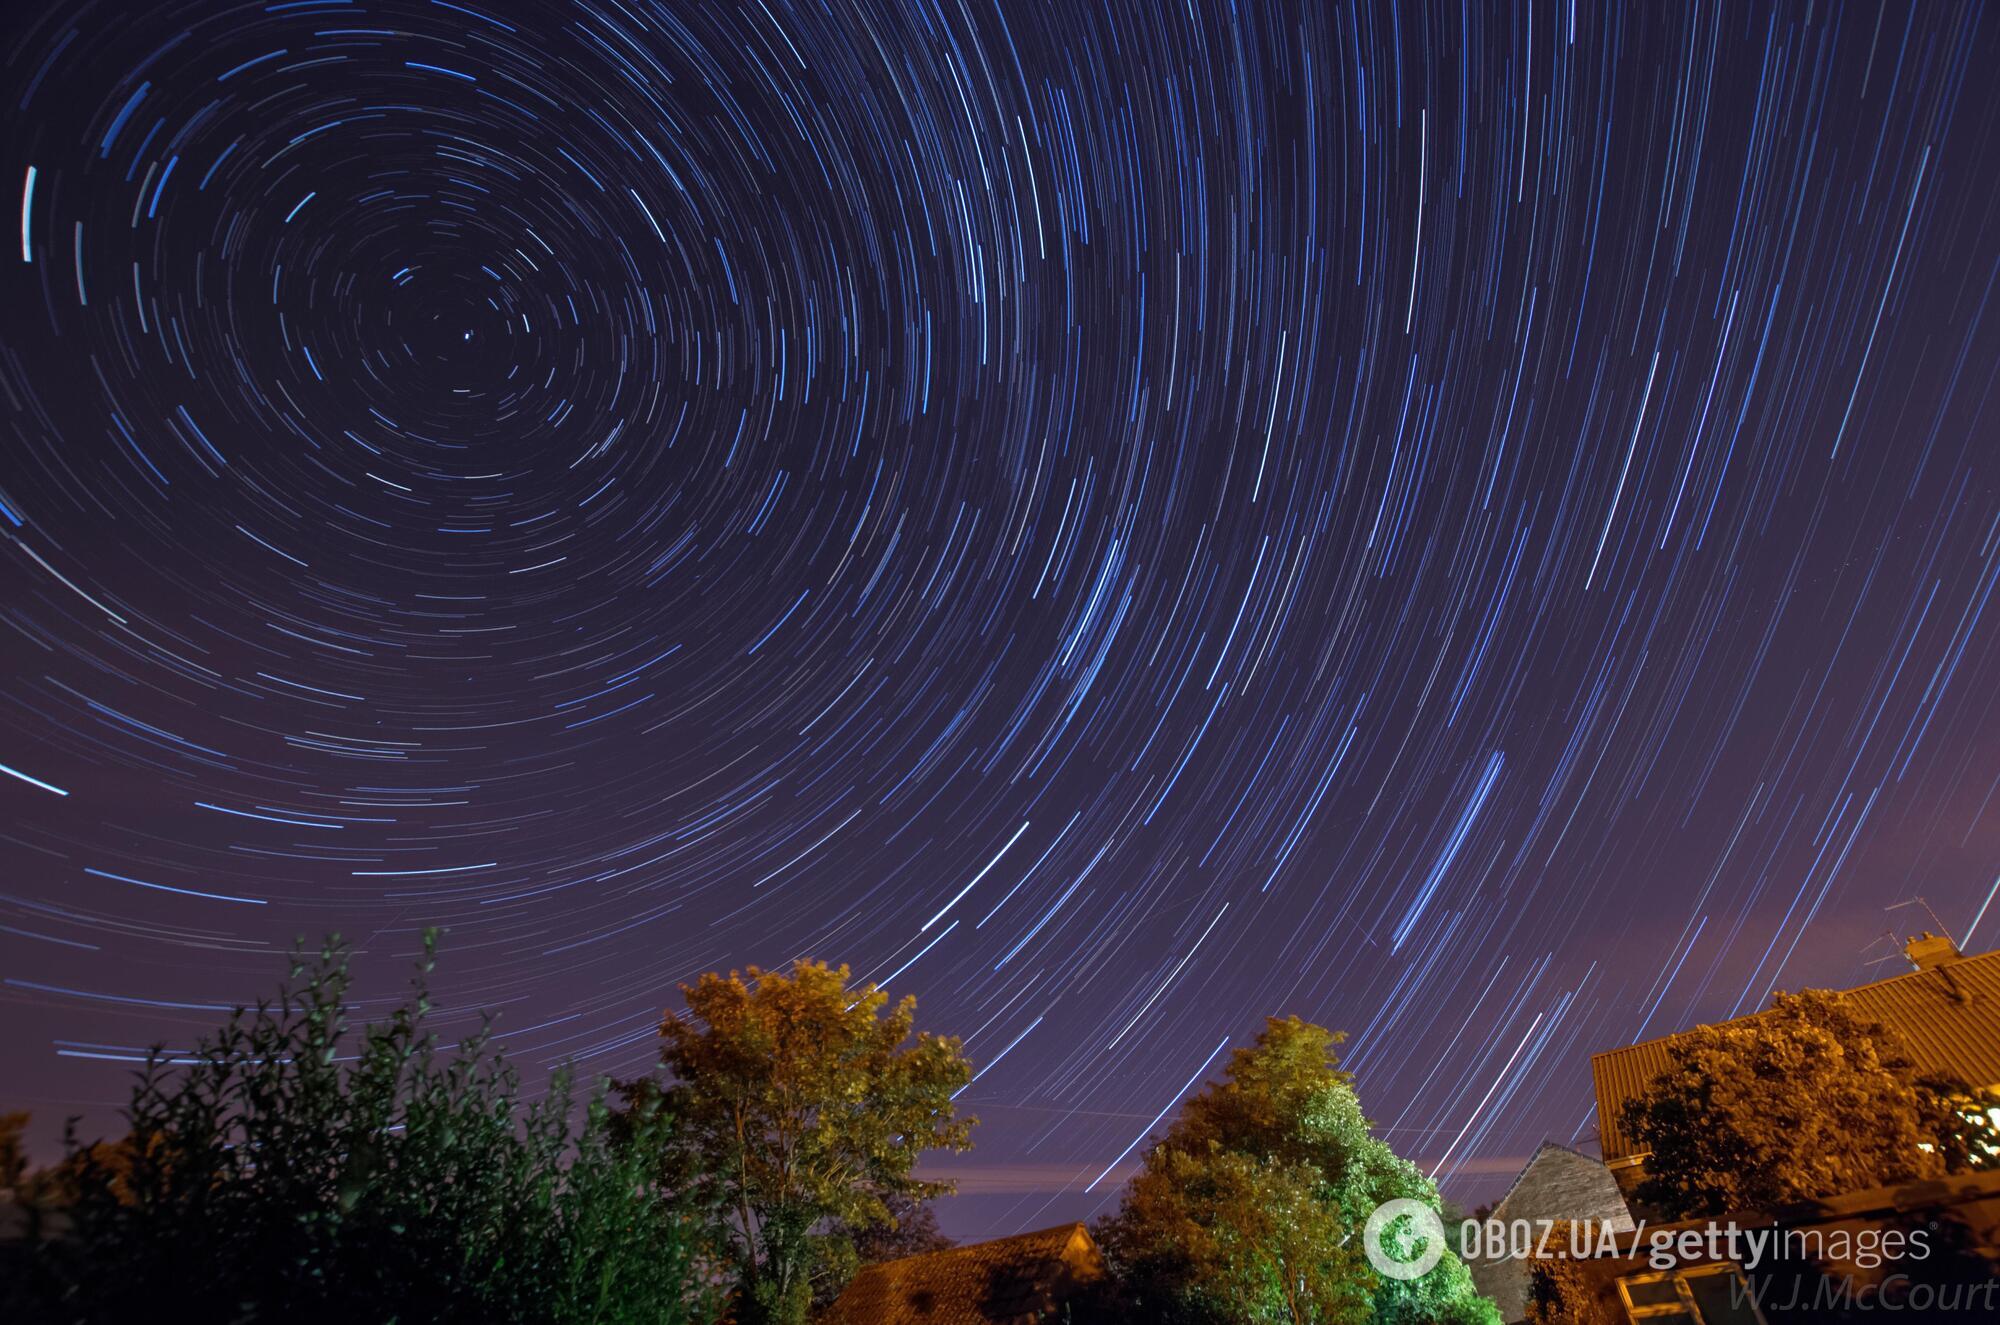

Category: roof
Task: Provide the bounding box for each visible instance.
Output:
[1592,946,2000,1161]
[821,1222,1105,1325]
[1489,1141,1634,1229]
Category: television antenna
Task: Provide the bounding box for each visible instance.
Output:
[1861,897,1957,970]
[1885,896,1950,935]
[1859,928,1906,969]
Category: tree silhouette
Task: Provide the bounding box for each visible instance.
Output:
[3,934,714,1325]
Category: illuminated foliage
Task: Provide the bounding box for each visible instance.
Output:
[1521,1222,1615,1325]
[1621,989,1999,1219]
[1096,1016,1498,1324]
[624,959,974,1325]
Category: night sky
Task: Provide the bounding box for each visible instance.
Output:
[4,0,1998,1238]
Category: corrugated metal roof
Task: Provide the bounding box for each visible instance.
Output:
[1591,948,2000,1161]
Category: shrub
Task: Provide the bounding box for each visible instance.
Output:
[7,932,716,1325]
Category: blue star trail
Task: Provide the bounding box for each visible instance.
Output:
[2,0,1997,1234]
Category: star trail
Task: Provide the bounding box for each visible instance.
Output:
[3,0,1998,1235]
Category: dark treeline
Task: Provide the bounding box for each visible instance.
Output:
[2,935,1497,1324]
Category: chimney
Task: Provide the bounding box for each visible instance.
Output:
[1904,931,1962,971]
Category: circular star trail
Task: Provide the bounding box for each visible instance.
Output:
[3,0,1998,1229]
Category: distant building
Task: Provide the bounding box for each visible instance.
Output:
[1590,935,2000,1203]
[1469,1141,1635,1323]
[820,1221,1106,1325]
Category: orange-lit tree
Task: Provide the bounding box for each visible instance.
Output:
[1620,989,2000,1218]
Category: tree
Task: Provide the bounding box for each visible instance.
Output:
[1106,1140,1368,1324]
[810,1191,957,1315]
[5,933,716,1325]
[1,1111,29,1191]
[1522,1222,1614,1325]
[624,959,973,1325]
[1918,1070,2000,1175]
[838,1190,955,1264]
[1095,1016,1498,1325]
[1620,989,2000,1219]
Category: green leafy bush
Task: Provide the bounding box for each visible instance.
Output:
[7,933,715,1325]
